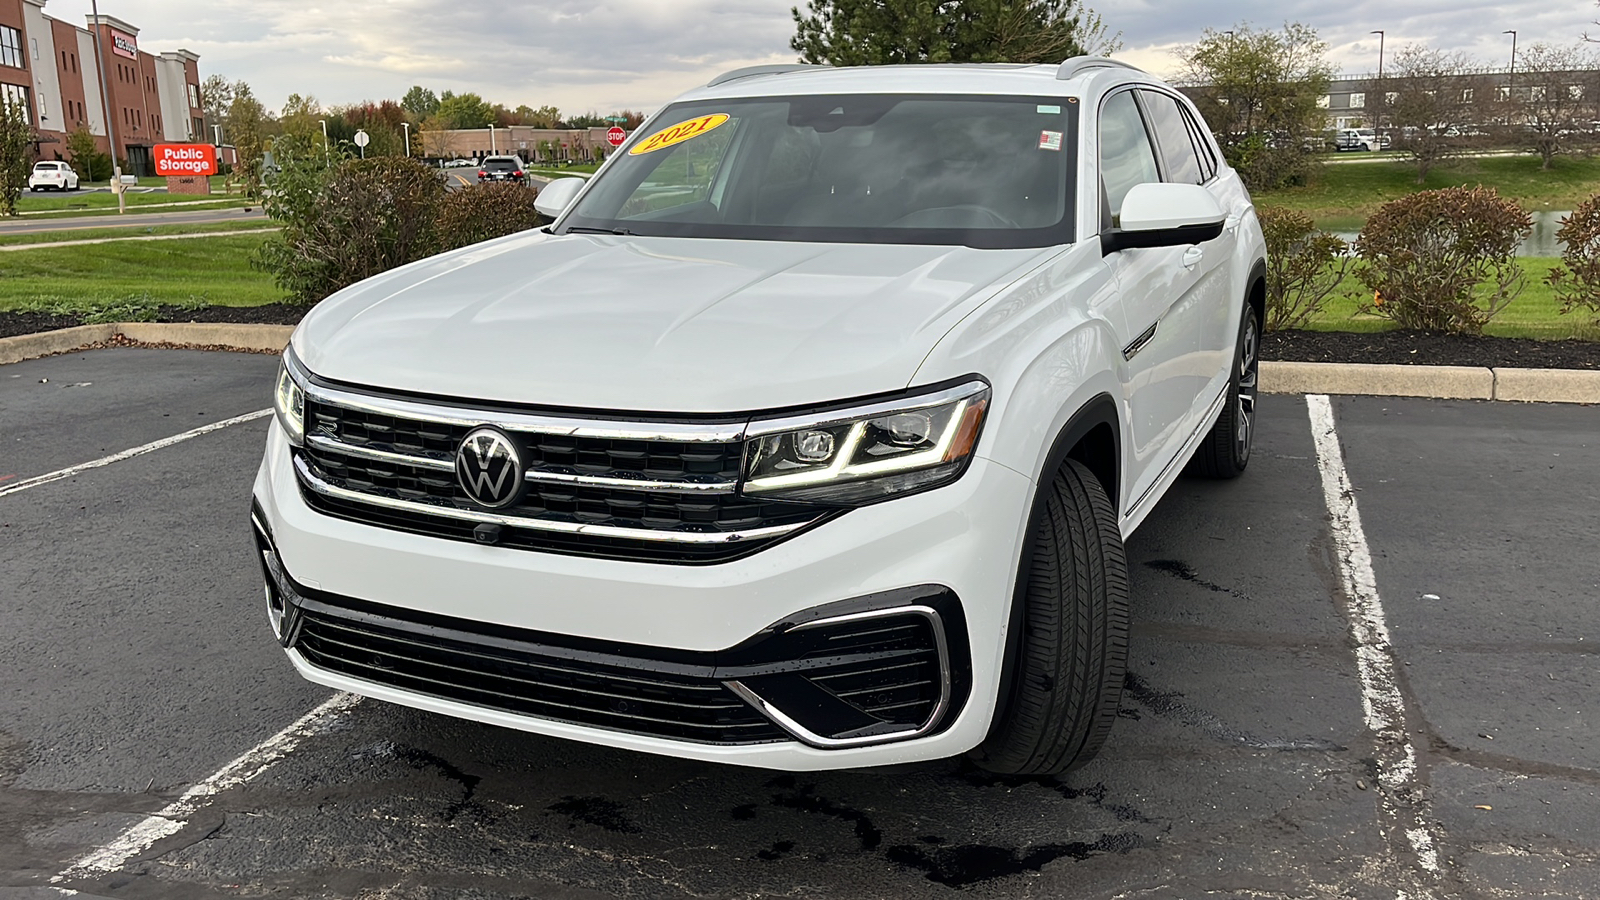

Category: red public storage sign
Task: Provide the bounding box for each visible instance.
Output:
[606,127,627,147]
[154,144,219,177]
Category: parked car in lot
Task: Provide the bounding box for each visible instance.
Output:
[477,155,527,184]
[443,158,479,168]
[259,57,1266,776]
[27,161,80,191]
[1334,128,1390,152]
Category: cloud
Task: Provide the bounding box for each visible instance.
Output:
[41,0,1596,113]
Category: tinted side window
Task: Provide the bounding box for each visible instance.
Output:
[1140,91,1203,185]
[1099,91,1160,225]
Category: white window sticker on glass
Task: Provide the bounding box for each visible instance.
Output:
[1037,105,1062,115]
[1038,130,1064,151]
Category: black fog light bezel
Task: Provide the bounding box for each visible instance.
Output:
[250,503,305,647]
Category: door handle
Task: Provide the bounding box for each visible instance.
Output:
[1181,246,1204,269]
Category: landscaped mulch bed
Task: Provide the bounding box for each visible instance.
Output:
[1263,330,1600,371]
[4,305,1598,370]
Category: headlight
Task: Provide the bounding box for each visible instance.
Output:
[273,349,307,447]
[742,380,989,505]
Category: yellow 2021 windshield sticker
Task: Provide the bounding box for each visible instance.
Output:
[629,114,730,155]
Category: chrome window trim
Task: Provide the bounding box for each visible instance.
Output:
[294,454,811,544]
[723,605,952,749]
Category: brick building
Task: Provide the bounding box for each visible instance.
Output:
[3,1,202,175]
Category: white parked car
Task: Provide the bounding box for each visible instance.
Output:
[28,161,80,191]
[258,58,1266,775]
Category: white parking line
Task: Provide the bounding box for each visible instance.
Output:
[54,692,361,882]
[0,409,270,500]
[1306,395,1442,889]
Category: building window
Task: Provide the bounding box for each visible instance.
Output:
[1462,88,1474,103]
[1317,94,1330,108]
[1571,85,1585,100]
[1497,86,1511,101]
[1530,85,1547,101]
[1349,92,1366,108]
[30,37,38,60]
[0,25,24,69]
[188,83,200,109]
[0,83,30,124]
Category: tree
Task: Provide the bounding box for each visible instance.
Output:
[401,85,440,119]
[201,73,234,139]
[518,105,562,128]
[791,0,1119,66]
[435,92,494,129]
[228,82,268,196]
[419,114,455,159]
[1176,23,1334,191]
[1377,45,1482,183]
[0,98,33,216]
[278,93,324,142]
[65,128,112,181]
[1512,42,1600,169]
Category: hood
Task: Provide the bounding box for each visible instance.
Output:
[295,232,1048,413]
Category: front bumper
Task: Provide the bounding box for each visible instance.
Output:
[253,420,1032,769]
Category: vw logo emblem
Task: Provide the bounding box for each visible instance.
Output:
[456,427,524,509]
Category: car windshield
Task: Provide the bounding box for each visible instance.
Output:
[562,93,1079,249]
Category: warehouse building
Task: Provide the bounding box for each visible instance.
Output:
[3,1,203,175]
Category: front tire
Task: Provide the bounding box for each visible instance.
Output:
[1189,302,1260,479]
[972,458,1129,776]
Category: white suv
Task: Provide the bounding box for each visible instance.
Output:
[256,58,1265,775]
[27,161,80,191]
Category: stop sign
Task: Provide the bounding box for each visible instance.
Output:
[606,126,626,147]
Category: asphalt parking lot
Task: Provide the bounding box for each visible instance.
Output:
[2,347,1597,900]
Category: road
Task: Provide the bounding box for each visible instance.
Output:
[1,348,1596,899]
[0,207,268,236]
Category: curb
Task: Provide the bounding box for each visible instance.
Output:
[0,322,292,365]
[1261,361,1598,404]
[1,325,1595,404]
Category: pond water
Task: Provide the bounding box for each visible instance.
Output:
[1334,209,1570,257]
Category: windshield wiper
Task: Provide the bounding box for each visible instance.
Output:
[565,226,634,235]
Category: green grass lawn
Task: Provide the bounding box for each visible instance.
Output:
[0,234,285,321]
[0,220,278,247]
[1299,257,1600,340]
[1254,154,1600,230]
[18,190,253,214]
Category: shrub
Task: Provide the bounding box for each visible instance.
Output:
[65,129,113,181]
[1352,187,1532,335]
[1258,206,1350,331]
[437,182,543,251]
[255,155,445,304]
[1545,195,1600,325]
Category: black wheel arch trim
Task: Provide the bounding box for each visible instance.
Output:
[982,393,1121,746]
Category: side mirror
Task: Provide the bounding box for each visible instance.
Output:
[534,177,586,219]
[1101,182,1226,255]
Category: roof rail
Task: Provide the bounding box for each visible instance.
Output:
[1055,56,1144,81]
[707,64,828,88]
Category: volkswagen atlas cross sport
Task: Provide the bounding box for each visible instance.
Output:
[255,57,1266,776]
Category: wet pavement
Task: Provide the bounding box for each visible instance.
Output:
[1,347,1596,899]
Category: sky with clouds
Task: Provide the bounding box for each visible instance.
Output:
[42,0,1599,115]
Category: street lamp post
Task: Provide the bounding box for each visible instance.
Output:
[87,0,124,213]
[1371,30,1386,138]
[402,122,411,157]
[212,124,222,146]
[1504,30,1518,126]
[320,118,330,166]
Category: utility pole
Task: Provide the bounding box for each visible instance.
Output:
[320,118,329,166]
[88,0,124,213]
[1371,30,1385,139]
[402,121,411,157]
